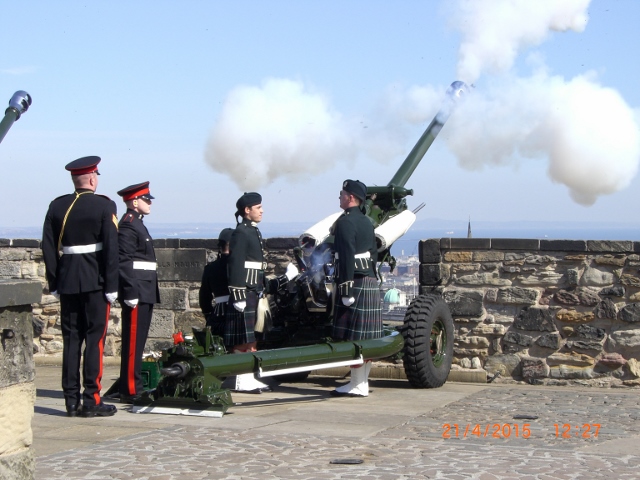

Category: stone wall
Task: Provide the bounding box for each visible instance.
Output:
[419,238,640,387]
[0,237,296,360]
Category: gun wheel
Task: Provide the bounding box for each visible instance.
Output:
[400,293,454,388]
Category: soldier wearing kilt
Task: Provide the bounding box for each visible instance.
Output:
[42,156,119,417]
[116,182,160,404]
[225,192,272,393]
[199,227,235,340]
[331,179,382,397]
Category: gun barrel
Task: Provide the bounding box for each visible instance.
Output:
[0,91,32,145]
[387,81,468,188]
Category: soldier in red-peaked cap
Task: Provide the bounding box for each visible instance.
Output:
[42,156,119,417]
[115,181,160,404]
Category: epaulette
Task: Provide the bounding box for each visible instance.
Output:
[124,213,135,223]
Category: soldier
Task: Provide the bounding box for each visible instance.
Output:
[199,227,235,340]
[225,192,273,393]
[331,179,383,397]
[116,181,160,404]
[42,156,119,417]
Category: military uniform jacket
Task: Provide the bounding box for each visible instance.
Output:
[118,209,160,304]
[333,206,378,298]
[227,218,265,302]
[199,254,229,315]
[42,189,119,295]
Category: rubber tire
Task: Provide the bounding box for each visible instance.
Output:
[400,294,454,388]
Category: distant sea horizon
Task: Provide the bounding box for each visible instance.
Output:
[5,218,640,257]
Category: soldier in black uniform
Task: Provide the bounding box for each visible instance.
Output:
[199,227,235,340]
[42,156,119,417]
[331,179,382,397]
[116,182,161,403]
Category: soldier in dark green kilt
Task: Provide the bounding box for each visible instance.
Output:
[331,179,382,397]
[199,228,235,342]
[225,192,273,393]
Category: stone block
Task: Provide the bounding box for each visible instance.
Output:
[443,289,484,317]
[521,358,549,379]
[579,266,614,287]
[419,264,446,286]
[556,308,594,324]
[503,330,532,347]
[618,303,640,323]
[174,311,205,334]
[159,288,187,310]
[179,239,217,249]
[0,381,35,454]
[491,238,539,250]
[549,365,594,379]
[450,238,491,249]
[483,353,521,378]
[496,286,538,305]
[535,333,561,349]
[587,240,633,253]
[0,280,42,308]
[547,352,595,367]
[156,249,206,282]
[418,239,441,264]
[0,304,35,387]
[540,239,587,252]
[10,239,40,248]
[514,307,557,332]
[149,310,174,339]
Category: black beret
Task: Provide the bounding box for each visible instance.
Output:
[65,156,101,175]
[236,192,262,211]
[219,228,234,244]
[342,179,367,202]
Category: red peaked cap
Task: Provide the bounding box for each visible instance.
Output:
[117,181,155,201]
[65,156,101,175]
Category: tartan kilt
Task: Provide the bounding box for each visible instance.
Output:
[223,290,258,347]
[207,303,227,340]
[332,276,383,341]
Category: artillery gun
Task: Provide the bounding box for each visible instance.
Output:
[0,91,32,144]
[133,81,468,417]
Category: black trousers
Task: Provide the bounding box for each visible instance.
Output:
[119,302,154,396]
[60,290,110,407]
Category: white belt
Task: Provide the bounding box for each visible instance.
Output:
[334,252,370,260]
[214,295,229,304]
[244,261,262,269]
[62,242,103,254]
[133,261,157,270]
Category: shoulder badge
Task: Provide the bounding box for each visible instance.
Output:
[112,214,119,230]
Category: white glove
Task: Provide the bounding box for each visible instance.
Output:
[233,301,246,312]
[342,296,355,306]
[285,263,299,281]
[51,290,60,300]
[124,298,139,308]
[105,292,118,304]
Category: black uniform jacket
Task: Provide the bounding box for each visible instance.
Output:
[118,209,160,304]
[227,219,265,302]
[333,206,378,297]
[199,254,229,315]
[42,189,119,295]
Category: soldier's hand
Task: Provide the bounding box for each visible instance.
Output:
[341,296,355,306]
[233,301,246,312]
[285,263,299,281]
[124,298,139,308]
[105,292,118,304]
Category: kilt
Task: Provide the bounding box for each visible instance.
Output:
[207,302,227,340]
[332,276,383,341]
[223,290,258,347]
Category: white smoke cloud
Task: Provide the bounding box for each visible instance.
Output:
[446,72,640,205]
[438,0,640,206]
[205,78,358,191]
[452,0,590,83]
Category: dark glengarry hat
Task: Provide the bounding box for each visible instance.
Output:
[65,156,101,175]
[235,192,262,212]
[117,181,155,201]
[342,179,367,202]
[218,228,234,245]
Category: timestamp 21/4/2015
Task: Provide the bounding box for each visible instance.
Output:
[442,423,601,439]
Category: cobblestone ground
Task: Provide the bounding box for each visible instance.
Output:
[35,386,640,479]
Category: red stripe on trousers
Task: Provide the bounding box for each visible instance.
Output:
[93,302,110,405]
[128,306,138,394]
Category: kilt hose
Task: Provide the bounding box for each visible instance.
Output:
[60,290,110,407]
[333,276,383,341]
[224,290,258,347]
[119,302,154,396]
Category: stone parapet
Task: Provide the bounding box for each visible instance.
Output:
[421,237,640,386]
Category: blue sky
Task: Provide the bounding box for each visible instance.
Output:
[1,0,639,236]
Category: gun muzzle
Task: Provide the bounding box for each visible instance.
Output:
[0,90,32,144]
